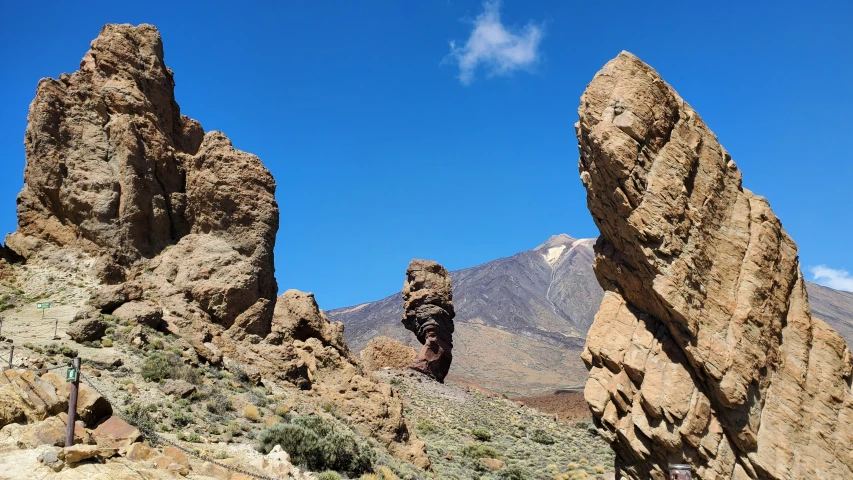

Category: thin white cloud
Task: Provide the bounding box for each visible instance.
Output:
[445,1,544,85]
[810,265,853,292]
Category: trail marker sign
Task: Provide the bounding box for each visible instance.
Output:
[65,367,78,383]
[37,302,51,309]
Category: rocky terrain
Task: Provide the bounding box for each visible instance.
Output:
[329,234,851,396]
[577,51,853,478]
[0,23,429,478]
[378,369,612,480]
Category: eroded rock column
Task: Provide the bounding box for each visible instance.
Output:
[401,259,455,383]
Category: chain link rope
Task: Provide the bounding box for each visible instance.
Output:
[81,372,287,480]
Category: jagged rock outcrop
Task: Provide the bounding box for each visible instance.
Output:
[360,336,417,372]
[5,23,277,336]
[577,51,853,479]
[402,259,455,383]
[4,23,428,468]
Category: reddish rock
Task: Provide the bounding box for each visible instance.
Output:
[401,259,455,382]
[92,415,142,449]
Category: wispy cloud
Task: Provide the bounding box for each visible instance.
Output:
[810,265,853,292]
[444,1,544,85]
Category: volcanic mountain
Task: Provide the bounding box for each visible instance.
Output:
[328,234,853,395]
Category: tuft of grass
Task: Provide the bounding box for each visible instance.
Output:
[243,405,261,422]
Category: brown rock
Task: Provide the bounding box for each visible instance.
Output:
[401,259,455,383]
[480,458,504,471]
[577,51,853,479]
[92,415,142,449]
[73,382,113,427]
[59,444,117,465]
[359,336,417,371]
[88,284,142,312]
[160,379,196,398]
[67,317,107,342]
[112,300,163,328]
[124,442,154,461]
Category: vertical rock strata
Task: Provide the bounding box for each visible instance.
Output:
[577,52,853,479]
[5,23,427,468]
[402,259,455,383]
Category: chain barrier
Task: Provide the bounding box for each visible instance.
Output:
[81,373,287,480]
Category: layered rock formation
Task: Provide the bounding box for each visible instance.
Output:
[401,259,455,382]
[577,52,853,479]
[4,23,427,468]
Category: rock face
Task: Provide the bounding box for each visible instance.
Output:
[577,51,853,479]
[401,259,455,383]
[5,23,278,337]
[3,23,427,468]
[359,336,417,372]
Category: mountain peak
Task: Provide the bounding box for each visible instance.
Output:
[534,234,576,251]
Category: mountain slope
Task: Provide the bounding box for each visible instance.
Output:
[328,234,853,395]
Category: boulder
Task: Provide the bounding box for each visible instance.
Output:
[576,51,853,478]
[359,336,417,371]
[92,415,141,449]
[59,444,117,465]
[67,317,107,342]
[88,284,143,313]
[112,300,163,328]
[75,382,113,427]
[401,259,455,383]
[160,379,196,398]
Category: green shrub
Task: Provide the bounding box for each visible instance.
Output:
[471,427,492,441]
[497,465,531,480]
[101,338,113,347]
[141,353,171,382]
[206,393,233,415]
[417,418,439,435]
[317,472,343,480]
[257,415,375,476]
[460,443,500,459]
[530,429,555,445]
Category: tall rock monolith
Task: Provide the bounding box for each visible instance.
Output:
[577,52,853,479]
[401,259,455,382]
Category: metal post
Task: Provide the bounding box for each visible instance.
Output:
[6,345,13,369]
[0,317,3,337]
[65,357,81,447]
[54,318,59,340]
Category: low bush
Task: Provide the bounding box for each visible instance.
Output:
[317,472,342,480]
[471,427,492,441]
[141,353,171,382]
[256,415,376,476]
[206,393,233,415]
[497,465,530,480]
[530,429,555,445]
[417,418,439,435]
[460,443,500,459]
[244,405,261,421]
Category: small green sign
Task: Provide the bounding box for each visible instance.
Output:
[65,367,78,383]
[37,302,52,309]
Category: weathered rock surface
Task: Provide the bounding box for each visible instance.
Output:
[359,336,417,371]
[4,23,278,337]
[3,23,427,469]
[401,259,455,383]
[112,300,162,328]
[577,51,853,479]
[67,317,107,342]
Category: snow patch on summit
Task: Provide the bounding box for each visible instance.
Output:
[543,245,566,265]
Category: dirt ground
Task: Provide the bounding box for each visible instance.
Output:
[510,389,593,423]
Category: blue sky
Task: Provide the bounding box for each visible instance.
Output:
[1,1,852,308]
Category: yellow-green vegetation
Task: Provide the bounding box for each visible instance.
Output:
[377,371,613,479]
[243,404,261,421]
